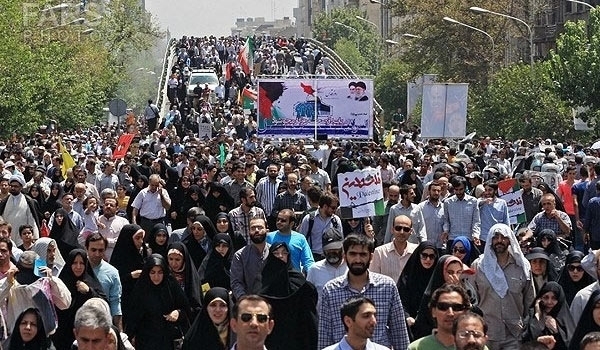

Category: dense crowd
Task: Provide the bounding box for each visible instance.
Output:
[2,33,600,350]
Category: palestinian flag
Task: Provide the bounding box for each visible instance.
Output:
[238,37,255,74]
[241,87,257,109]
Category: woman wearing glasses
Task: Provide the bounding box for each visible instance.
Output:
[450,236,480,267]
[397,241,439,340]
[184,287,234,350]
[412,255,478,340]
[522,281,575,350]
[557,251,595,306]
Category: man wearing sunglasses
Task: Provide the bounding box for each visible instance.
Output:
[230,295,274,350]
[408,284,471,349]
[371,215,417,283]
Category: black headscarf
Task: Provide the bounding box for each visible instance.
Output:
[183,287,233,350]
[9,308,54,350]
[204,182,234,219]
[525,281,575,349]
[167,242,203,311]
[256,242,307,298]
[558,250,595,306]
[43,183,63,217]
[214,212,245,251]
[49,208,81,257]
[183,215,217,270]
[147,223,169,259]
[198,233,233,290]
[127,175,148,220]
[397,241,439,318]
[110,224,148,273]
[569,289,600,350]
[28,183,46,224]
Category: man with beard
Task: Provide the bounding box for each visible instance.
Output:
[256,163,281,230]
[318,234,409,349]
[419,182,445,252]
[472,223,534,350]
[323,296,390,350]
[441,176,481,245]
[373,184,399,246]
[0,174,40,245]
[230,217,270,300]
[271,172,307,219]
[266,209,314,272]
[408,284,471,349]
[453,312,489,350]
[306,227,348,299]
[229,188,267,244]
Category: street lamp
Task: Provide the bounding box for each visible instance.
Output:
[356,15,379,31]
[443,16,495,74]
[566,0,594,9]
[333,21,361,52]
[470,6,533,68]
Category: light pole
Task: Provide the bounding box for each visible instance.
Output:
[443,16,495,74]
[470,6,533,68]
[369,0,390,39]
[333,21,360,52]
[566,0,594,9]
[356,15,379,31]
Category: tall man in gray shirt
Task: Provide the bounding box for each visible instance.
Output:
[230,217,270,299]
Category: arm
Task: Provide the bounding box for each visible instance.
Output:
[48,276,72,310]
[300,237,315,272]
[229,251,246,300]
[159,187,171,210]
[555,211,572,235]
[389,285,410,350]
[370,249,382,274]
[317,289,333,349]
[131,208,139,224]
[471,200,481,240]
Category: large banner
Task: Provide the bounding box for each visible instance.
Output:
[257,78,373,139]
[337,169,385,219]
[420,83,468,138]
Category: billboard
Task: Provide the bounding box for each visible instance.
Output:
[257,78,374,139]
[420,83,469,138]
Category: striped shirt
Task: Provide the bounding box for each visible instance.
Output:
[318,271,409,349]
[255,177,280,217]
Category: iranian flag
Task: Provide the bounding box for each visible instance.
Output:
[238,37,255,74]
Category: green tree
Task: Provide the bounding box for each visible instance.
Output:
[470,62,573,139]
[333,38,369,75]
[549,8,600,130]
[374,60,412,128]
[312,8,383,75]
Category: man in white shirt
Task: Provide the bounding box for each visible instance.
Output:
[307,227,348,299]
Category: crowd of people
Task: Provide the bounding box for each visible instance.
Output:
[1,33,600,350]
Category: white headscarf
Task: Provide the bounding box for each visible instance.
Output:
[479,223,531,298]
[32,237,65,276]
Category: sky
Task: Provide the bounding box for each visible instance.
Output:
[145,0,298,38]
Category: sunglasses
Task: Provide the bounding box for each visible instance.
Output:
[394,225,411,233]
[420,252,436,260]
[435,302,468,312]
[568,265,584,272]
[239,313,269,323]
[453,247,466,254]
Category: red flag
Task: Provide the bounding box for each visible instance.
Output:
[113,133,135,159]
[40,220,49,237]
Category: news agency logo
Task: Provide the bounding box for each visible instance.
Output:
[22,1,104,42]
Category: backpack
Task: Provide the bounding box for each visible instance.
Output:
[305,210,339,247]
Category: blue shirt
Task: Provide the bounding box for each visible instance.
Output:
[478,198,510,241]
[584,196,600,241]
[266,230,315,272]
[318,271,409,350]
[443,194,481,240]
[92,260,122,317]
